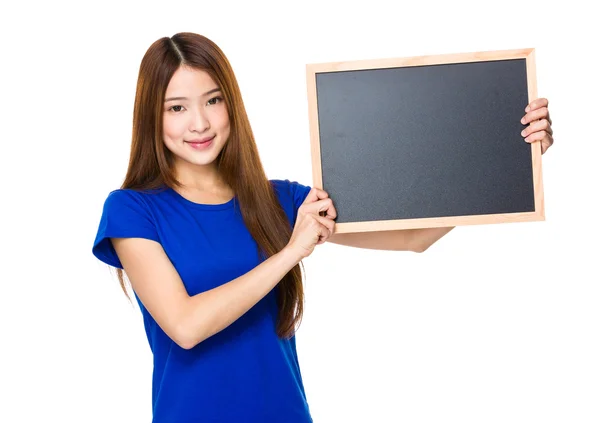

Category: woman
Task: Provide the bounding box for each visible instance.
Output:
[92,32,554,422]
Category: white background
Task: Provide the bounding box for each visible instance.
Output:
[2,1,598,422]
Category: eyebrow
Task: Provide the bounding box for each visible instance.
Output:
[164,87,222,102]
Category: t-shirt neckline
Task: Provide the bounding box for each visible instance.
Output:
[166,187,236,210]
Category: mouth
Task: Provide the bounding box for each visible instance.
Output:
[185,136,215,149]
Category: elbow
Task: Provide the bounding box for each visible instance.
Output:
[169,299,216,350]
[172,325,196,350]
[175,334,198,350]
[410,241,430,253]
[172,320,206,350]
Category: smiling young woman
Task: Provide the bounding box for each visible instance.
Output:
[92,32,555,423]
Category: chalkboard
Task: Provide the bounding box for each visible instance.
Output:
[305,48,544,233]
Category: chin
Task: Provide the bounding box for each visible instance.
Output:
[190,157,219,166]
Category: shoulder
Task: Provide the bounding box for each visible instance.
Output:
[269,179,312,226]
[93,188,164,269]
[102,187,167,212]
[103,187,159,201]
[269,179,312,206]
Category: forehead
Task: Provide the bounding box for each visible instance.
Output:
[165,67,218,95]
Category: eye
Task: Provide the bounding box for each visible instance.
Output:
[207,96,223,106]
[169,105,185,112]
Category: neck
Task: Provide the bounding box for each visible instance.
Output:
[174,160,228,192]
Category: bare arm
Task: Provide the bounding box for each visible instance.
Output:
[108,187,336,351]
[112,237,302,350]
[327,226,454,252]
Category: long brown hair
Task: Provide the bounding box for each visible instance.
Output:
[115,32,304,339]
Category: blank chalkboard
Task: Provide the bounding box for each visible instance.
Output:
[305,48,544,233]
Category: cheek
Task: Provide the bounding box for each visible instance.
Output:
[216,111,231,135]
[163,116,185,140]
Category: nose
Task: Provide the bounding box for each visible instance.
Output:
[190,109,210,133]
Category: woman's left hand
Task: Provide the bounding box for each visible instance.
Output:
[521,98,554,154]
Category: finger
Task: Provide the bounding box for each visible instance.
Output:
[521,119,552,138]
[525,97,549,113]
[302,198,337,220]
[319,201,337,220]
[521,107,549,125]
[524,130,552,146]
[302,187,329,204]
[315,225,328,245]
[314,215,335,244]
[317,214,336,235]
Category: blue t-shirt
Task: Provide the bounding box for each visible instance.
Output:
[92,179,313,423]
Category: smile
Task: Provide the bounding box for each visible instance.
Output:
[185,136,215,150]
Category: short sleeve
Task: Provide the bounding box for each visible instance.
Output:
[269,179,312,226]
[287,179,312,211]
[92,189,161,269]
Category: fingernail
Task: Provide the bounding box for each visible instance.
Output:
[521,130,526,136]
[525,106,530,112]
[521,118,525,124]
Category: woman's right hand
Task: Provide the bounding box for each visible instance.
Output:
[285,187,337,261]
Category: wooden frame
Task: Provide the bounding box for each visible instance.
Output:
[305,48,544,234]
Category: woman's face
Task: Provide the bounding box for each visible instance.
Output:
[162,66,230,169]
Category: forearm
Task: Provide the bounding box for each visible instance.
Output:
[328,226,455,252]
[411,226,455,252]
[177,247,301,349]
